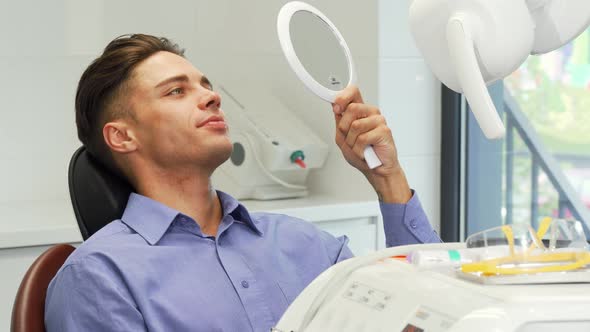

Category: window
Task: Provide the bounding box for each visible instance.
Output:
[442,30,590,240]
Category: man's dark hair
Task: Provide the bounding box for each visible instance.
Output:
[75,34,184,175]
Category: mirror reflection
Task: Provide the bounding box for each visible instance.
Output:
[289,10,350,91]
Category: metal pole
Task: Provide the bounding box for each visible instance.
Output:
[558,192,567,218]
[531,156,539,228]
[506,114,514,225]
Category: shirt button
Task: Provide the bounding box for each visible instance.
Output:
[410,220,417,229]
[241,280,249,288]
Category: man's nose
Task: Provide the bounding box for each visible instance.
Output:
[197,89,221,111]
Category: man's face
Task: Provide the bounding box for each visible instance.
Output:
[125,51,232,171]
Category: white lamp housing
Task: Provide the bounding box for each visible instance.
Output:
[409,0,590,139]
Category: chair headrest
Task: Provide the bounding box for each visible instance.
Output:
[68,146,133,240]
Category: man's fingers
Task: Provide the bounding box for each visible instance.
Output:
[332,85,364,115]
[351,126,391,160]
[334,113,345,146]
[335,126,359,161]
[337,103,381,134]
[344,115,387,148]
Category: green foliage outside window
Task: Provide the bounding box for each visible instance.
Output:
[503,29,590,222]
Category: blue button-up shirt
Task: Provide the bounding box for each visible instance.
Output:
[45,191,439,331]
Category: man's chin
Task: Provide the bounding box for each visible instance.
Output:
[206,144,233,169]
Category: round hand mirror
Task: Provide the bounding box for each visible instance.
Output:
[277,1,382,169]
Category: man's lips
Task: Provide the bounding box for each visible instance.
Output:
[197,116,227,129]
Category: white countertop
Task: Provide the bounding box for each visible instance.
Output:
[0,199,82,249]
[0,195,381,249]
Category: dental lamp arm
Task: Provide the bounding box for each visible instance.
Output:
[447,16,506,139]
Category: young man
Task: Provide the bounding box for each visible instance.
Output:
[45,34,440,331]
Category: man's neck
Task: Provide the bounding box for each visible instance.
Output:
[133,166,223,237]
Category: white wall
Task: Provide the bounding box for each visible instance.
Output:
[378,0,442,233]
[0,0,440,329]
[194,0,380,202]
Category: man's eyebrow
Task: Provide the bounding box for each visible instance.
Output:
[201,75,213,89]
[155,74,189,89]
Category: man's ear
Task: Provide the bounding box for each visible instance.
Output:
[103,121,138,153]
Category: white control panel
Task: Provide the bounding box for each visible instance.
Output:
[275,243,590,332]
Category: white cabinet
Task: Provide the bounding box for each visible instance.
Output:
[244,195,384,256]
[315,217,380,256]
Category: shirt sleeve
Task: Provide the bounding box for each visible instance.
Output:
[45,257,147,332]
[380,190,442,247]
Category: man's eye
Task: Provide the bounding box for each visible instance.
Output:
[168,88,183,95]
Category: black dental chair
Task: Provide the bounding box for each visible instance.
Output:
[9,146,129,331]
[68,146,133,240]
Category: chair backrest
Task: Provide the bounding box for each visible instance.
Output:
[68,146,133,240]
[11,244,75,332]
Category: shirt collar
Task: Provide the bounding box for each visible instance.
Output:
[121,193,179,245]
[217,190,263,236]
[121,191,262,245]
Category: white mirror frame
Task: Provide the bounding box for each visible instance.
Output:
[277,1,381,169]
[277,1,357,103]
